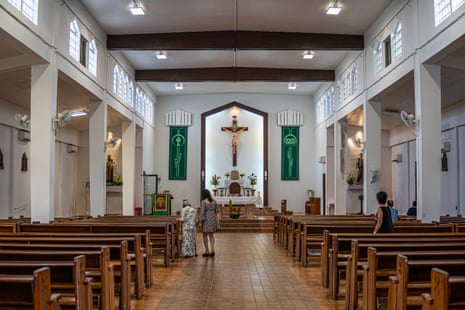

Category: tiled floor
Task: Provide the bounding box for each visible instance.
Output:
[132,233,346,309]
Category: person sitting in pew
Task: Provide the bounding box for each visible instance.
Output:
[407,200,417,216]
[387,200,399,222]
[373,191,394,234]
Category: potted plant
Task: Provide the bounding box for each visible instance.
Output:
[224,172,230,179]
[210,174,221,188]
[346,171,355,185]
[229,200,240,219]
[248,173,257,188]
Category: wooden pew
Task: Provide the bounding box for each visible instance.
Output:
[7,229,148,300]
[388,255,465,310]
[360,245,465,310]
[0,254,90,310]
[0,248,112,310]
[0,239,122,310]
[0,230,153,290]
[19,221,173,267]
[421,268,465,310]
[325,230,459,298]
[0,266,62,310]
[0,222,17,232]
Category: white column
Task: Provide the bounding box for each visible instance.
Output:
[89,100,107,217]
[334,120,347,215]
[30,54,57,223]
[363,101,382,215]
[122,120,136,215]
[414,57,441,223]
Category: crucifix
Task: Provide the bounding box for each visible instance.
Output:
[221,116,248,166]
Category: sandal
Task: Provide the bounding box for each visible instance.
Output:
[202,253,209,257]
[209,252,215,257]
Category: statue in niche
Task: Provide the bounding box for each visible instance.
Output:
[21,152,28,172]
[0,149,3,170]
[356,152,363,184]
[106,154,115,184]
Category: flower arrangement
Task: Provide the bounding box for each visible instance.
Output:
[248,173,257,186]
[346,171,355,185]
[210,174,221,187]
[229,199,241,219]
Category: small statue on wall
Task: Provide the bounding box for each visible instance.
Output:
[21,152,28,172]
[356,152,363,184]
[106,154,115,184]
[0,149,4,170]
[442,151,448,172]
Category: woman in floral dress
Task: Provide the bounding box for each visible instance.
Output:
[199,189,218,257]
[179,199,198,257]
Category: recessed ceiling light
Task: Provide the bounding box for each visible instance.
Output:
[303,50,315,59]
[326,1,342,15]
[175,82,184,90]
[154,51,167,60]
[288,82,297,90]
[129,1,145,15]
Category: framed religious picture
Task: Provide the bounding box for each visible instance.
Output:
[152,193,172,216]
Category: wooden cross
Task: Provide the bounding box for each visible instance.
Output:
[221,116,248,166]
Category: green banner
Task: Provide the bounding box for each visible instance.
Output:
[169,126,188,180]
[281,126,299,180]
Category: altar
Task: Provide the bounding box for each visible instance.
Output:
[215,195,262,219]
[215,196,262,207]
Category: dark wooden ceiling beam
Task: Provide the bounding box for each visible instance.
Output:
[108,31,363,50]
[135,67,334,82]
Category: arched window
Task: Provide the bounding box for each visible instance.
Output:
[452,0,465,10]
[113,65,121,95]
[145,98,154,123]
[351,66,358,95]
[69,20,80,61]
[8,0,38,24]
[127,81,134,106]
[88,39,98,76]
[392,22,402,60]
[374,41,383,73]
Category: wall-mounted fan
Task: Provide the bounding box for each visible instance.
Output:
[400,111,417,128]
[15,114,30,128]
[55,110,73,127]
[53,107,88,128]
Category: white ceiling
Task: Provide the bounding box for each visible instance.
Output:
[80,0,392,96]
[1,0,465,131]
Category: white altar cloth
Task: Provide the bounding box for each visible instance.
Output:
[215,196,262,208]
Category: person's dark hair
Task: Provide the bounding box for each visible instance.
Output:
[201,189,213,203]
[387,200,394,208]
[376,191,388,204]
[412,201,417,207]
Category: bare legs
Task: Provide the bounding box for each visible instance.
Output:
[202,232,215,256]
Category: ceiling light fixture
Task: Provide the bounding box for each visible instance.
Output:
[129,1,145,15]
[175,82,184,90]
[326,0,342,15]
[288,82,297,90]
[154,51,167,60]
[303,50,315,59]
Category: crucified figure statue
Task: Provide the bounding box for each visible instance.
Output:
[221,116,248,167]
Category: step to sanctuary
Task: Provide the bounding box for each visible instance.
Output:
[218,217,274,233]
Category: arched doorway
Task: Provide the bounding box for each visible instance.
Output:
[201,101,268,206]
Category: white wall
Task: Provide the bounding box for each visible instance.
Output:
[154,93,314,214]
